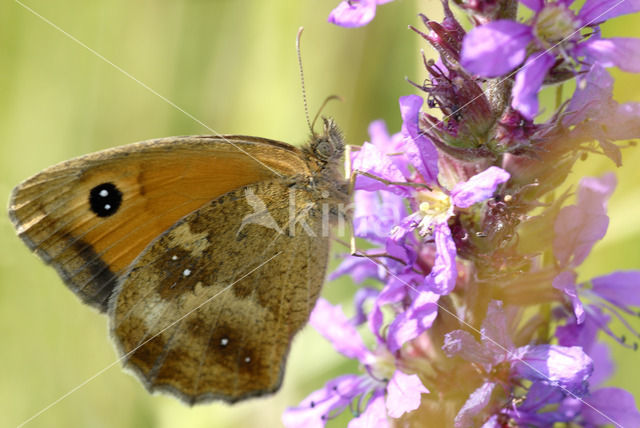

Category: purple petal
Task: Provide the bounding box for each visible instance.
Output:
[353,190,407,242]
[577,172,617,212]
[348,390,389,428]
[454,382,496,428]
[519,381,565,413]
[565,64,614,125]
[556,305,609,350]
[351,142,408,194]
[368,119,392,147]
[582,387,640,426]
[579,0,640,24]
[368,120,410,177]
[451,167,510,208]
[578,37,640,73]
[480,415,500,428]
[552,270,585,323]
[443,330,495,366]
[511,381,574,425]
[385,370,429,418]
[511,52,555,119]
[387,291,439,352]
[423,222,458,295]
[399,95,439,185]
[554,173,616,267]
[385,238,418,267]
[328,0,377,28]
[514,345,593,395]
[310,298,369,360]
[592,270,640,307]
[329,254,385,283]
[553,204,608,267]
[588,343,613,387]
[353,287,379,325]
[389,212,421,242]
[481,300,515,358]
[610,100,640,140]
[370,277,408,339]
[461,20,533,77]
[283,375,367,428]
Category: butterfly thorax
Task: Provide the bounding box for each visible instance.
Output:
[301,117,349,217]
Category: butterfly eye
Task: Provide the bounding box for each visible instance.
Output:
[313,139,334,161]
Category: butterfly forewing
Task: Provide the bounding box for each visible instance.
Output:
[9,136,308,311]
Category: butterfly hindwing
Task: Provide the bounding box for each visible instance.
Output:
[109,179,329,404]
[8,136,308,311]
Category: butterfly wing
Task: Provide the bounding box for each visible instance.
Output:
[110,179,328,403]
[8,136,308,311]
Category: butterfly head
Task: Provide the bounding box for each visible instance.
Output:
[308,117,344,164]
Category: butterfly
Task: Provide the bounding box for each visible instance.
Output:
[8,118,349,404]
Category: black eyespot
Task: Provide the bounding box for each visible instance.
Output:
[89,182,122,217]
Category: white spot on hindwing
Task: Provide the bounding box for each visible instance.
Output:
[220,337,229,346]
[99,189,109,197]
[183,268,191,277]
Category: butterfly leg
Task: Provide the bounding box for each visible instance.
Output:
[341,145,414,265]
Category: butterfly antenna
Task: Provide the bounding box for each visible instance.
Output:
[311,94,343,131]
[296,27,314,136]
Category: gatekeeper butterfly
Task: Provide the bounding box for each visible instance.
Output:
[8,117,349,404]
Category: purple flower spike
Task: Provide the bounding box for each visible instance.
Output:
[291,1,640,426]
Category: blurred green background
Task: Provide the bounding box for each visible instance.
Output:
[1,1,638,427]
